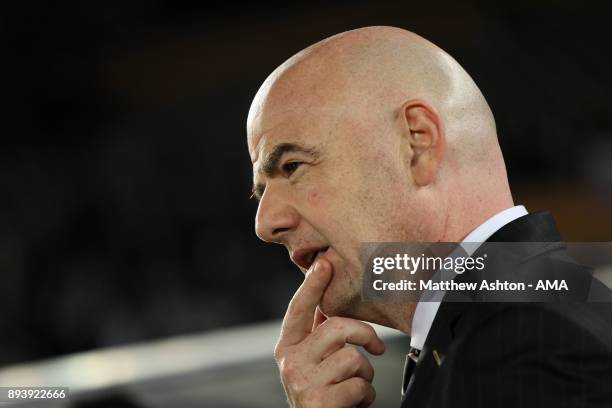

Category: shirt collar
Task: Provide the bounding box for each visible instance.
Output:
[409,205,528,350]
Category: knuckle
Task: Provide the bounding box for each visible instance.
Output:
[287,300,305,317]
[278,357,297,380]
[326,316,344,330]
[353,378,370,395]
[273,341,286,362]
[273,343,282,360]
[362,322,377,338]
[344,346,362,361]
[288,379,306,396]
[300,388,322,406]
[275,348,324,407]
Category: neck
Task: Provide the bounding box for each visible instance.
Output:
[439,193,514,242]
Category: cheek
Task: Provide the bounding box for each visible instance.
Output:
[303,188,334,228]
[307,189,320,205]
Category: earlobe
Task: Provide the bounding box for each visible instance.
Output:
[400,100,445,187]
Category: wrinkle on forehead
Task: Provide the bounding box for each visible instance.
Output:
[249,103,348,167]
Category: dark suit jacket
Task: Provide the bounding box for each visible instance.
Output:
[401,212,612,408]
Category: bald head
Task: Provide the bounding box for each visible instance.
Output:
[249,26,499,165]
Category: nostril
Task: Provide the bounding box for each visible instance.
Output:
[272,226,291,236]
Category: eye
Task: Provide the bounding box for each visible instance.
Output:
[281,161,303,176]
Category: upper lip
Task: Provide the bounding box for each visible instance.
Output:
[290,246,330,270]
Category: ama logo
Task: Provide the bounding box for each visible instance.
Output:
[535,280,568,290]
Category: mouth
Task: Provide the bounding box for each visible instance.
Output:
[290,246,330,271]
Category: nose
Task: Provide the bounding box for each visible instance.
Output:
[255,185,299,244]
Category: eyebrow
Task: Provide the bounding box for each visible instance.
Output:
[251,142,319,201]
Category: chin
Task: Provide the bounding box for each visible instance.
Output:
[318,286,360,319]
[317,257,364,318]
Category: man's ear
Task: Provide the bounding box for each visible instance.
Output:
[399,99,445,187]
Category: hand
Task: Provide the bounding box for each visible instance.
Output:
[274,258,386,407]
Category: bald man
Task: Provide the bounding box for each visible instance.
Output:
[246,26,612,407]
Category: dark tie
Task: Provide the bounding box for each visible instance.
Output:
[401,347,421,396]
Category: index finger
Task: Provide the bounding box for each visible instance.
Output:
[278,258,333,347]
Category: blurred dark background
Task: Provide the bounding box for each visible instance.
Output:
[2,0,611,366]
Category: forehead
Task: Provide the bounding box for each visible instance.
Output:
[247,59,355,163]
[248,105,343,167]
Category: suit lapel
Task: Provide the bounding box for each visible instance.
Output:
[401,301,468,406]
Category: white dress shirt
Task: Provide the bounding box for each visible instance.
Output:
[409,205,528,350]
